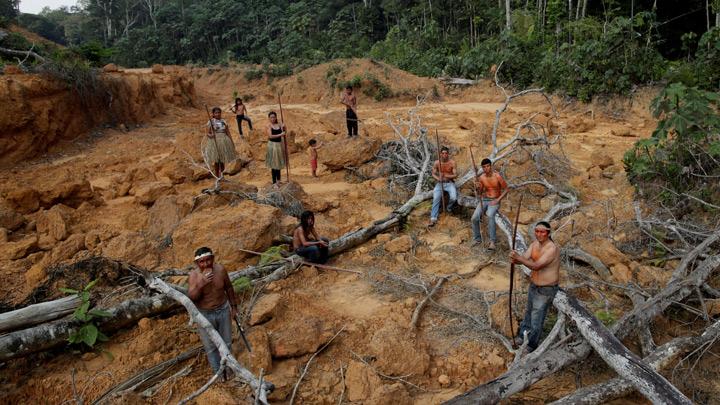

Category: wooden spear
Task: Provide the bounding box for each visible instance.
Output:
[435,129,446,213]
[277,94,290,182]
[509,193,524,348]
[204,105,222,173]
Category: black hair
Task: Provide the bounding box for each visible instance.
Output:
[481,158,492,166]
[440,146,449,153]
[235,98,242,104]
[300,210,315,233]
[309,139,317,146]
[268,111,277,117]
[345,85,353,90]
[211,107,221,113]
[535,221,553,241]
[194,246,213,258]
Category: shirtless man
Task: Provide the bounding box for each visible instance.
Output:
[428,146,458,227]
[230,98,252,137]
[340,86,358,137]
[188,247,239,375]
[293,210,330,264]
[471,158,508,250]
[509,221,560,351]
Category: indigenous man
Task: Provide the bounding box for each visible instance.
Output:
[293,210,330,264]
[471,158,508,250]
[340,85,358,137]
[428,146,458,227]
[188,247,239,377]
[509,221,560,351]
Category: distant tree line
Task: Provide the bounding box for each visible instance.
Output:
[1,0,719,99]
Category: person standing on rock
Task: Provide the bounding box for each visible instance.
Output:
[428,146,458,227]
[509,221,560,351]
[471,158,508,250]
[340,85,358,138]
[188,246,239,378]
[266,111,287,185]
[308,139,323,178]
[204,107,238,178]
[293,210,330,264]
[230,98,252,137]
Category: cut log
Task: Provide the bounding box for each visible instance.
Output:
[550,318,720,405]
[0,295,81,334]
[553,291,692,405]
[0,294,178,362]
[562,247,612,280]
[444,253,720,404]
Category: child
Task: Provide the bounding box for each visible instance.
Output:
[308,139,323,177]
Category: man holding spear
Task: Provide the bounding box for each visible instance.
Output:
[471,158,508,250]
[428,146,458,227]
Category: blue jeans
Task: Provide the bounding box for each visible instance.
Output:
[198,300,233,372]
[430,182,457,221]
[518,284,559,351]
[296,237,330,264]
[471,198,500,242]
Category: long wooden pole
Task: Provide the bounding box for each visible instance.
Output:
[435,129,446,213]
[277,94,290,182]
[509,193,523,348]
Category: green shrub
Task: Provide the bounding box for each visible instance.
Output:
[244,68,264,81]
[624,83,720,208]
[60,280,112,348]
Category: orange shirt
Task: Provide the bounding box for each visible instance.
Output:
[477,172,507,198]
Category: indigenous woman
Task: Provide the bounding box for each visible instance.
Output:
[266,111,286,185]
[204,107,237,178]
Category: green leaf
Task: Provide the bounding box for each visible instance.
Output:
[80,291,90,302]
[84,279,99,291]
[96,330,109,342]
[59,288,79,295]
[74,301,90,322]
[88,309,112,318]
[78,324,99,347]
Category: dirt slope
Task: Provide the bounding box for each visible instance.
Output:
[1,60,715,404]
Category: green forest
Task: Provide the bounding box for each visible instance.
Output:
[1,0,719,101]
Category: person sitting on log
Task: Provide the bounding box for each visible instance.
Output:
[471,158,508,251]
[293,210,330,264]
[509,221,560,351]
[188,247,239,379]
[428,146,458,227]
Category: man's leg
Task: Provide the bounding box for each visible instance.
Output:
[297,246,321,263]
[471,202,483,242]
[236,115,243,136]
[445,183,457,211]
[349,111,358,136]
[318,237,330,264]
[485,203,500,243]
[527,285,559,350]
[346,110,353,137]
[198,310,222,373]
[517,284,536,345]
[244,115,253,130]
[430,184,442,224]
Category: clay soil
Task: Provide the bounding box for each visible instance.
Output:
[1,59,713,404]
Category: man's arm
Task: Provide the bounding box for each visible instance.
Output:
[188,270,206,301]
[493,173,509,204]
[222,265,239,318]
[516,244,558,271]
[431,161,440,181]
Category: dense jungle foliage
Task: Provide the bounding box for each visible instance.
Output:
[1,0,719,100]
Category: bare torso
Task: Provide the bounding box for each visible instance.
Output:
[293,226,318,250]
[477,172,507,199]
[233,104,246,115]
[188,263,230,310]
[342,94,356,111]
[528,241,560,286]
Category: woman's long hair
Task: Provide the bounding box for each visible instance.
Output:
[300,210,314,234]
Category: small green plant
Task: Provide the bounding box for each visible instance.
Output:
[594,310,616,326]
[259,245,287,266]
[60,280,112,348]
[325,64,344,89]
[232,276,252,293]
[244,68,264,81]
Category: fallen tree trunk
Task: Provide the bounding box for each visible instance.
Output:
[444,252,720,404]
[0,295,81,334]
[0,294,178,362]
[553,291,692,405]
[562,247,612,280]
[550,318,720,404]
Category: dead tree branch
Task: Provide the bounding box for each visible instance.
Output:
[410,277,447,329]
[289,327,346,405]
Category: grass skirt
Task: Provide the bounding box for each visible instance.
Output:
[265,141,286,170]
[202,132,237,166]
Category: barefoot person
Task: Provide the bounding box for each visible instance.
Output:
[428,146,458,227]
[308,139,323,178]
[509,221,560,351]
[230,98,252,137]
[340,86,358,137]
[188,247,239,376]
[293,210,330,264]
[471,158,509,250]
[266,111,286,185]
[204,107,238,178]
